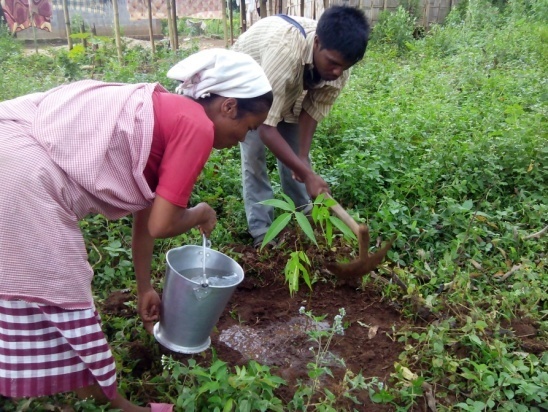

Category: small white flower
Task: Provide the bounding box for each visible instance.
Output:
[299,306,306,315]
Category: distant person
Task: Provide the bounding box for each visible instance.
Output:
[0,48,272,412]
[233,6,370,247]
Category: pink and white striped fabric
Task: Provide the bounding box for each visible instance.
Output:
[0,299,117,399]
[0,80,163,309]
[0,80,176,400]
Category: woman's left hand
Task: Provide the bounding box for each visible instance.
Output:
[138,287,161,334]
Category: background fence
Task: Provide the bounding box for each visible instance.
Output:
[13,0,462,43]
[246,0,462,28]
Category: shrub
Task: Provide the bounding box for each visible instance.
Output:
[370,6,416,53]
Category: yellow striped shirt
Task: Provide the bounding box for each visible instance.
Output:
[233,15,349,127]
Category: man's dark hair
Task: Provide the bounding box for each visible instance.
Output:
[316,6,370,64]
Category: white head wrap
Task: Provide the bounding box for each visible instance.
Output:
[167,48,272,99]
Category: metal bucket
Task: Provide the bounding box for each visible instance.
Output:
[153,245,244,354]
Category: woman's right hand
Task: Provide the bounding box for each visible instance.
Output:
[149,195,217,238]
[193,202,217,237]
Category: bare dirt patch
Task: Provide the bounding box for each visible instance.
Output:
[509,318,547,356]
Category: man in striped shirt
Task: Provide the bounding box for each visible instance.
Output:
[233,6,370,247]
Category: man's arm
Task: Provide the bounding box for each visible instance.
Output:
[297,109,318,165]
[258,123,328,198]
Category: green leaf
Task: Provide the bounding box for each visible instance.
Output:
[298,251,311,265]
[324,388,336,400]
[209,396,222,404]
[295,211,317,245]
[343,393,360,404]
[198,381,220,394]
[329,216,357,240]
[300,265,312,291]
[210,359,227,374]
[261,213,291,248]
[259,198,295,212]
[223,399,233,412]
[285,253,301,295]
[469,334,483,346]
[371,390,394,403]
[326,219,333,247]
[314,192,327,203]
[460,371,477,381]
[483,374,495,388]
[278,193,295,207]
[107,240,122,248]
[238,399,251,412]
[462,199,474,210]
[308,367,323,379]
[317,193,336,207]
[474,320,488,331]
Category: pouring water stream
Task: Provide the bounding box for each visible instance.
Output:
[201,233,209,287]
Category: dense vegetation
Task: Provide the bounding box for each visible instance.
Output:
[0,0,546,410]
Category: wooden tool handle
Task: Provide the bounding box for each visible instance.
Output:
[326,194,361,236]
